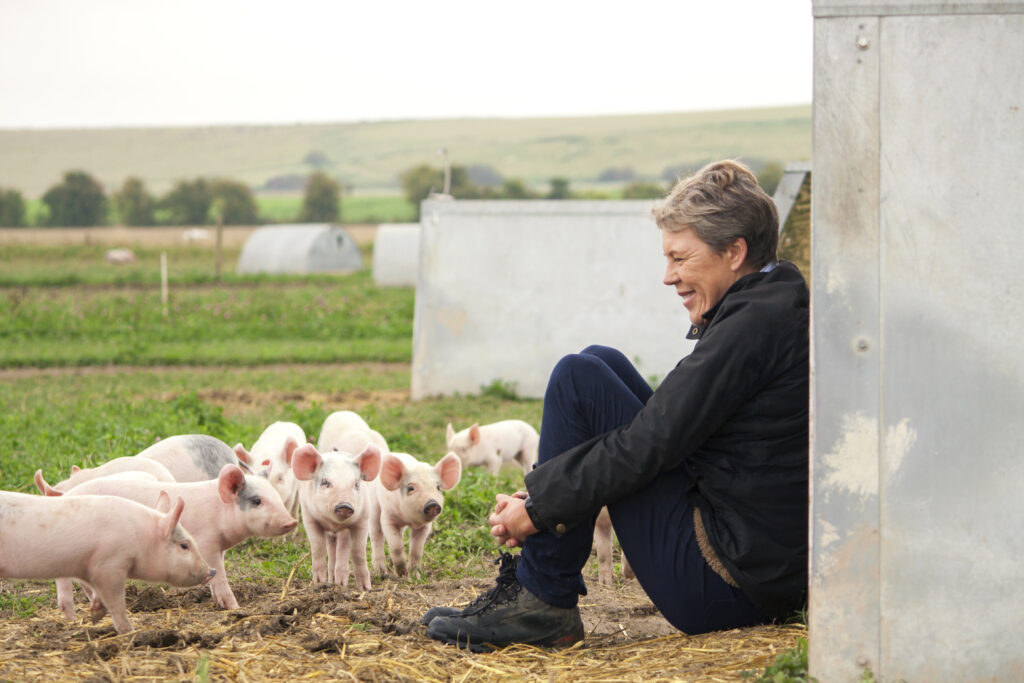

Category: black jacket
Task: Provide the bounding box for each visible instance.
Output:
[524,261,809,620]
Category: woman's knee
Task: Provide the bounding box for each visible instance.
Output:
[580,344,630,366]
[547,351,605,393]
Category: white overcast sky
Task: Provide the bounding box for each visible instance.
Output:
[0,0,813,129]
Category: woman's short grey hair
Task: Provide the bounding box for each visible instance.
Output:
[652,159,779,270]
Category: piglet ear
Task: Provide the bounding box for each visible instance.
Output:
[446,423,456,444]
[160,496,186,540]
[34,470,62,497]
[290,443,321,481]
[217,464,246,503]
[469,424,481,445]
[379,454,405,491]
[233,443,251,465]
[356,443,382,482]
[71,465,81,473]
[155,490,172,514]
[435,452,462,491]
[283,436,299,466]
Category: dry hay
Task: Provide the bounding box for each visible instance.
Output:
[0,568,804,682]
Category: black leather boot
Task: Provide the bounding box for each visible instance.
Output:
[425,553,584,652]
[420,552,521,625]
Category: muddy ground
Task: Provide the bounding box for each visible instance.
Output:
[0,562,803,682]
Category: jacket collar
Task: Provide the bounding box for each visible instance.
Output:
[684,261,792,341]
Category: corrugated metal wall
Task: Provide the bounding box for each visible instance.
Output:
[810,2,1024,680]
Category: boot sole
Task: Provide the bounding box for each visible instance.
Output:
[426,626,583,653]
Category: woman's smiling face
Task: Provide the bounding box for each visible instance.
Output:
[662,227,752,326]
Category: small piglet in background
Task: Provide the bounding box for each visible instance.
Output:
[292,442,381,589]
[137,434,252,481]
[370,451,462,578]
[234,421,306,519]
[36,464,296,611]
[318,410,390,458]
[54,455,176,492]
[0,489,213,633]
[594,506,634,585]
[445,420,538,474]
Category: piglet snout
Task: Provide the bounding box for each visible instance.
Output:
[423,500,442,520]
[281,520,298,533]
[202,569,217,585]
[334,503,355,520]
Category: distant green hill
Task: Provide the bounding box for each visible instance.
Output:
[0,106,810,198]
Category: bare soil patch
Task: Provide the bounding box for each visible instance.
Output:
[0,567,803,681]
[0,225,379,248]
[0,362,407,382]
[195,385,411,419]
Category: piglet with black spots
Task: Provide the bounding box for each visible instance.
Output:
[35,463,296,611]
[0,489,212,634]
[137,434,252,481]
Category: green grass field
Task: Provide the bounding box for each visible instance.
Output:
[256,194,417,224]
[0,106,811,198]
[21,194,418,227]
[0,245,413,366]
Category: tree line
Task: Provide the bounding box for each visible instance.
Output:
[398,164,676,220]
[0,160,784,228]
[398,161,784,219]
[0,170,341,228]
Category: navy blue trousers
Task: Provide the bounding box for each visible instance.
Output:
[516,345,769,634]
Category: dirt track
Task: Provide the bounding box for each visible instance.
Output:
[0,225,379,248]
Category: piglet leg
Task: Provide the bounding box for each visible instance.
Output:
[55,578,77,621]
[208,551,239,609]
[89,575,133,634]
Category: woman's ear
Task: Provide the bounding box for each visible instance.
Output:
[727,237,749,272]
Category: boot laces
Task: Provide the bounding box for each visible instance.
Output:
[464,552,522,615]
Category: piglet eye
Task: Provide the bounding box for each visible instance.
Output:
[321,480,332,488]
[251,496,262,506]
[180,542,191,551]
[406,484,416,495]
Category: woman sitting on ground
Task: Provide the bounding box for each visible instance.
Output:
[423,159,809,652]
